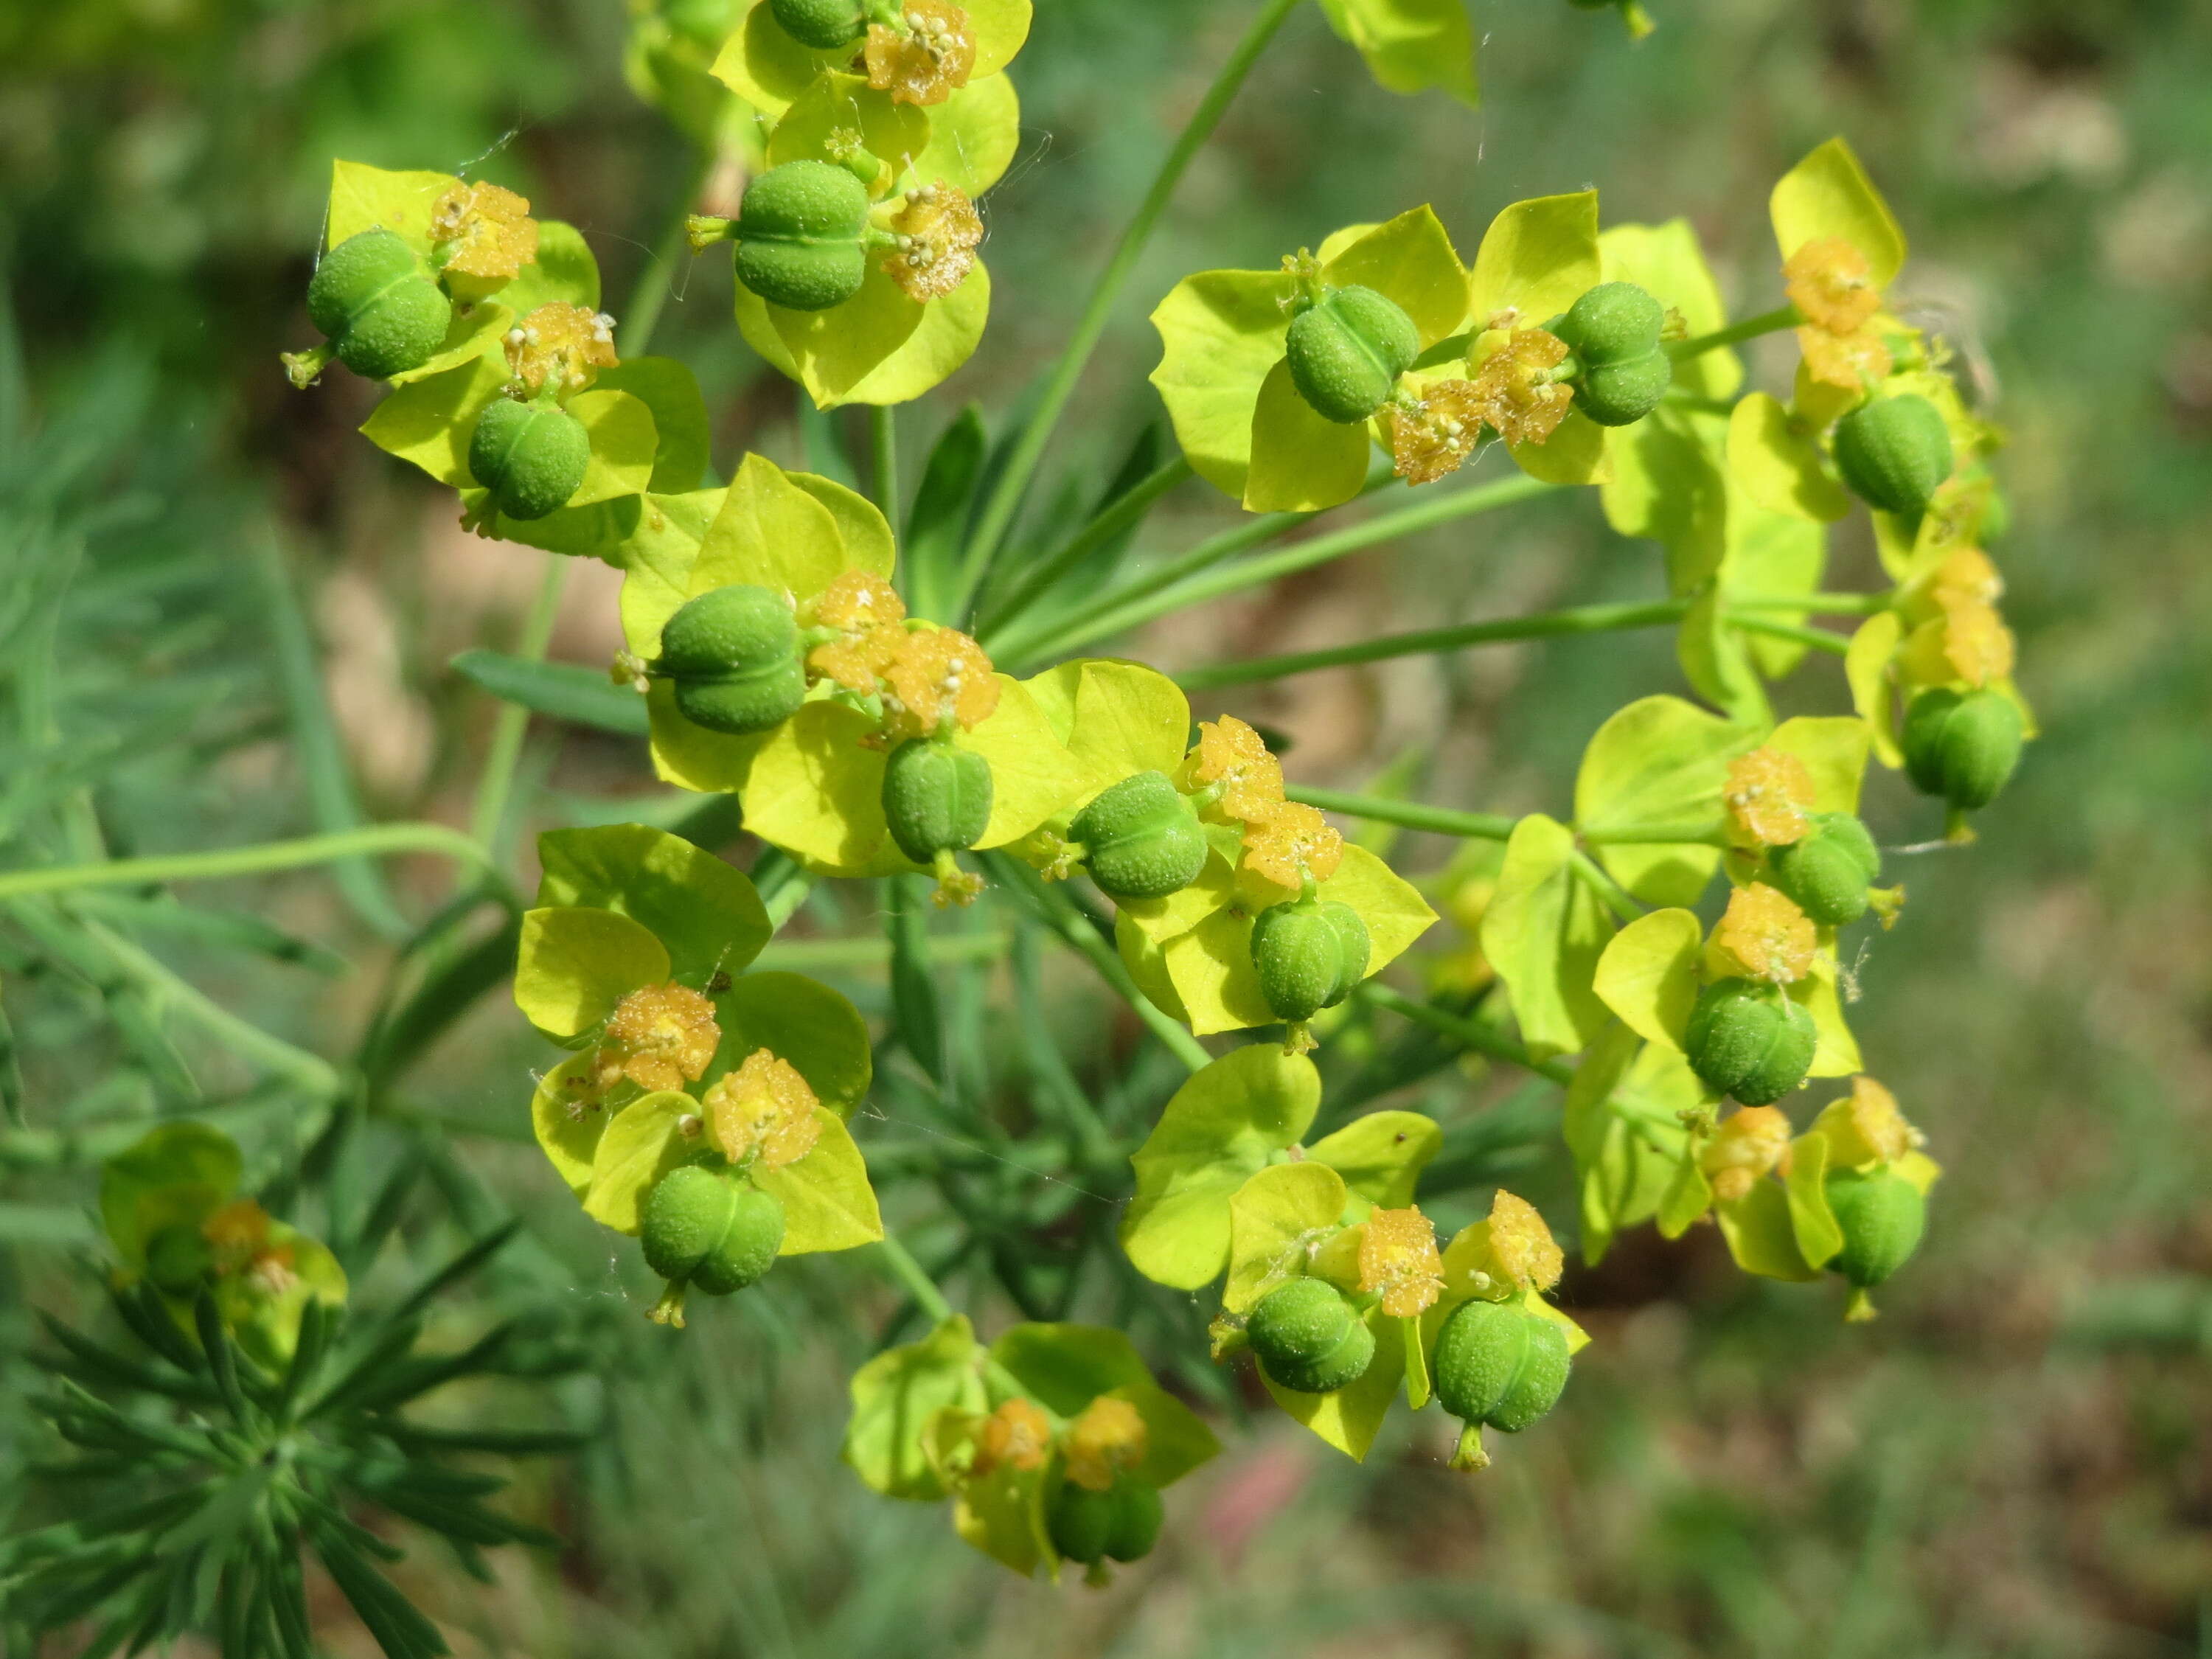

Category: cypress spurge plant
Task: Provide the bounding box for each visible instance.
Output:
[9,0,2039,1641]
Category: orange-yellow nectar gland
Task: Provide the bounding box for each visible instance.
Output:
[1712,886,1818,986]
[593,982,720,1096]
[1385,379,1489,486]
[1902,597,2015,689]
[1242,800,1343,891]
[865,0,976,105]
[1700,1105,1793,1203]
[973,1397,1053,1475]
[880,184,982,302]
[1723,747,1818,849]
[1481,1191,1564,1293]
[804,571,909,691]
[504,302,617,396]
[1469,328,1574,448]
[202,1200,299,1296]
[1062,1396,1149,1492]
[1783,237,1892,390]
[1192,714,1284,823]
[1816,1075,1924,1169]
[431,181,538,281]
[880,627,999,741]
[1358,1206,1445,1317]
[704,1049,821,1171]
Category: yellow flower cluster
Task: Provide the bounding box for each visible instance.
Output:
[1062,1396,1148,1493]
[1711,885,1817,984]
[1241,801,1343,891]
[1783,237,1891,391]
[431,181,538,280]
[705,1048,821,1170]
[1481,1190,1565,1293]
[881,184,983,302]
[504,302,618,395]
[805,571,909,692]
[1385,378,1489,484]
[865,0,976,105]
[594,981,720,1096]
[1723,747,1817,849]
[973,1397,1053,1475]
[1357,1206,1444,1317]
[1468,328,1575,448]
[1815,1075,1924,1168]
[880,626,1000,742]
[1700,1105,1792,1202]
[203,1199,299,1295]
[1189,714,1344,888]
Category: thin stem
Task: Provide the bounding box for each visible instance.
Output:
[1732,591,1890,617]
[1179,599,1687,691]
[1667,304,1798,361]
[1362,983,1572,1086]
[1730,613,1852,655]
[764,874,815,931]
[872,1226,956,1325]
[757,932,1008,970]
[468,556,570,852]
[954,0,1304,611]
[975,456,1193,635]
[0,823,493,902]
[1287,786,1516,841]
[1004,471,1559,667]
[871,405,899,522]
[1571,849,1646,925]
[985,855,1211,1073]
[617,147,712,360]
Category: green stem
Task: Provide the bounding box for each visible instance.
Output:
[1002,472,1559,667]
[953,0,1304,611]
[1666,304,1798,361]
[757,931,1006,971]
[1178,599,1687,691]
[764,874,815,931]
[1287,786,1516,841]
[1729,613,1851,655]
[617,147,712,360]
[1571,849,1646,925]
[873,1226,956,1324]
[870,405,899,521]
[1363,983,1572,1086]
[1732,591,1889,616]
[975,456,1193,636]
[467,556,570,852]
[985,854,1210,1073]
[0,823,493,902]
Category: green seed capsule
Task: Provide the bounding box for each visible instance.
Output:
[1248,899,1346,1026]
[1068,771,1206,900]
[1832,393,1955,516]
[882,737,994,867]
[467,395,591,521]
[1684,977,1818,1106]
[306,229,453,380]
[734,160,874,313]
[1573,349,1672,426]
[1245,1277,1375,1396]
[1554,282,1666,365]
[1823,1169,1926,1289]
[1768,811,1882,927]
[640,1164,739,1284]
[1901,686,2024,812]
[768,0,867,47]
[657,584,807,736]
[691,1182,787,1296]
[1433,1298,1571,1433]
[1315,900,1370,1009]
[143,1223,215,1297]
[1047,1476,1164,1566]
[1104,1480,1164,1562]
[1284,285,1421,425]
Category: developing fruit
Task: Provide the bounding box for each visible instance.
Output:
[1548,281,1672,426]
[1047,1476,1164,1566]
[1244,1277,1375,1395]
[1284,285,1421,425]
[881,737,993,866]
[1832,392,1955,516]
[690,1182,787,1295]
[733,161,874,313]
[1248,897,1368,1026]
[769,0,867,48]
[1823,1169,1926,1290]
[467,395,591,521]
[640,1164,737,1283]
[1901,686,2024,812]
[304,228,453,380]
[1767,812,1882,927]
[143,1224,215,1297]
[656,584,807,737]
[1433,1298,1571,1433]
[1068,771,1206,900]
[1684,977,1818,1105]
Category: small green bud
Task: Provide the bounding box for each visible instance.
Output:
[467,395,591,521]
[1684,977,1818,1106]
[640,1164,738,1284]
[1832,393,1955,516]
[1901,686,2024,812]
[882,737,994,866]
[1823,1169,1926,1290]
[734,161,873,313]
[768,0,867,47]
[1068,771,1207,900]
[1433,1298,1571,1433]
[143,1223,215,1297]
[305,229,453,380]
[1248,898,1346,1026]
[1768,811,1882,927]
[1245,1276,1375,1396]
[1284,285,1421,425]
[658,584,807,736]
[1315,899,1370,1008]
[690,1181,787,1296]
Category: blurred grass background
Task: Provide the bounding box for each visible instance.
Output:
[3,0,2210,1654]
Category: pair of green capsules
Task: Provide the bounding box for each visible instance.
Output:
[639,1163,787,1319]
[1284,278,1677,431]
